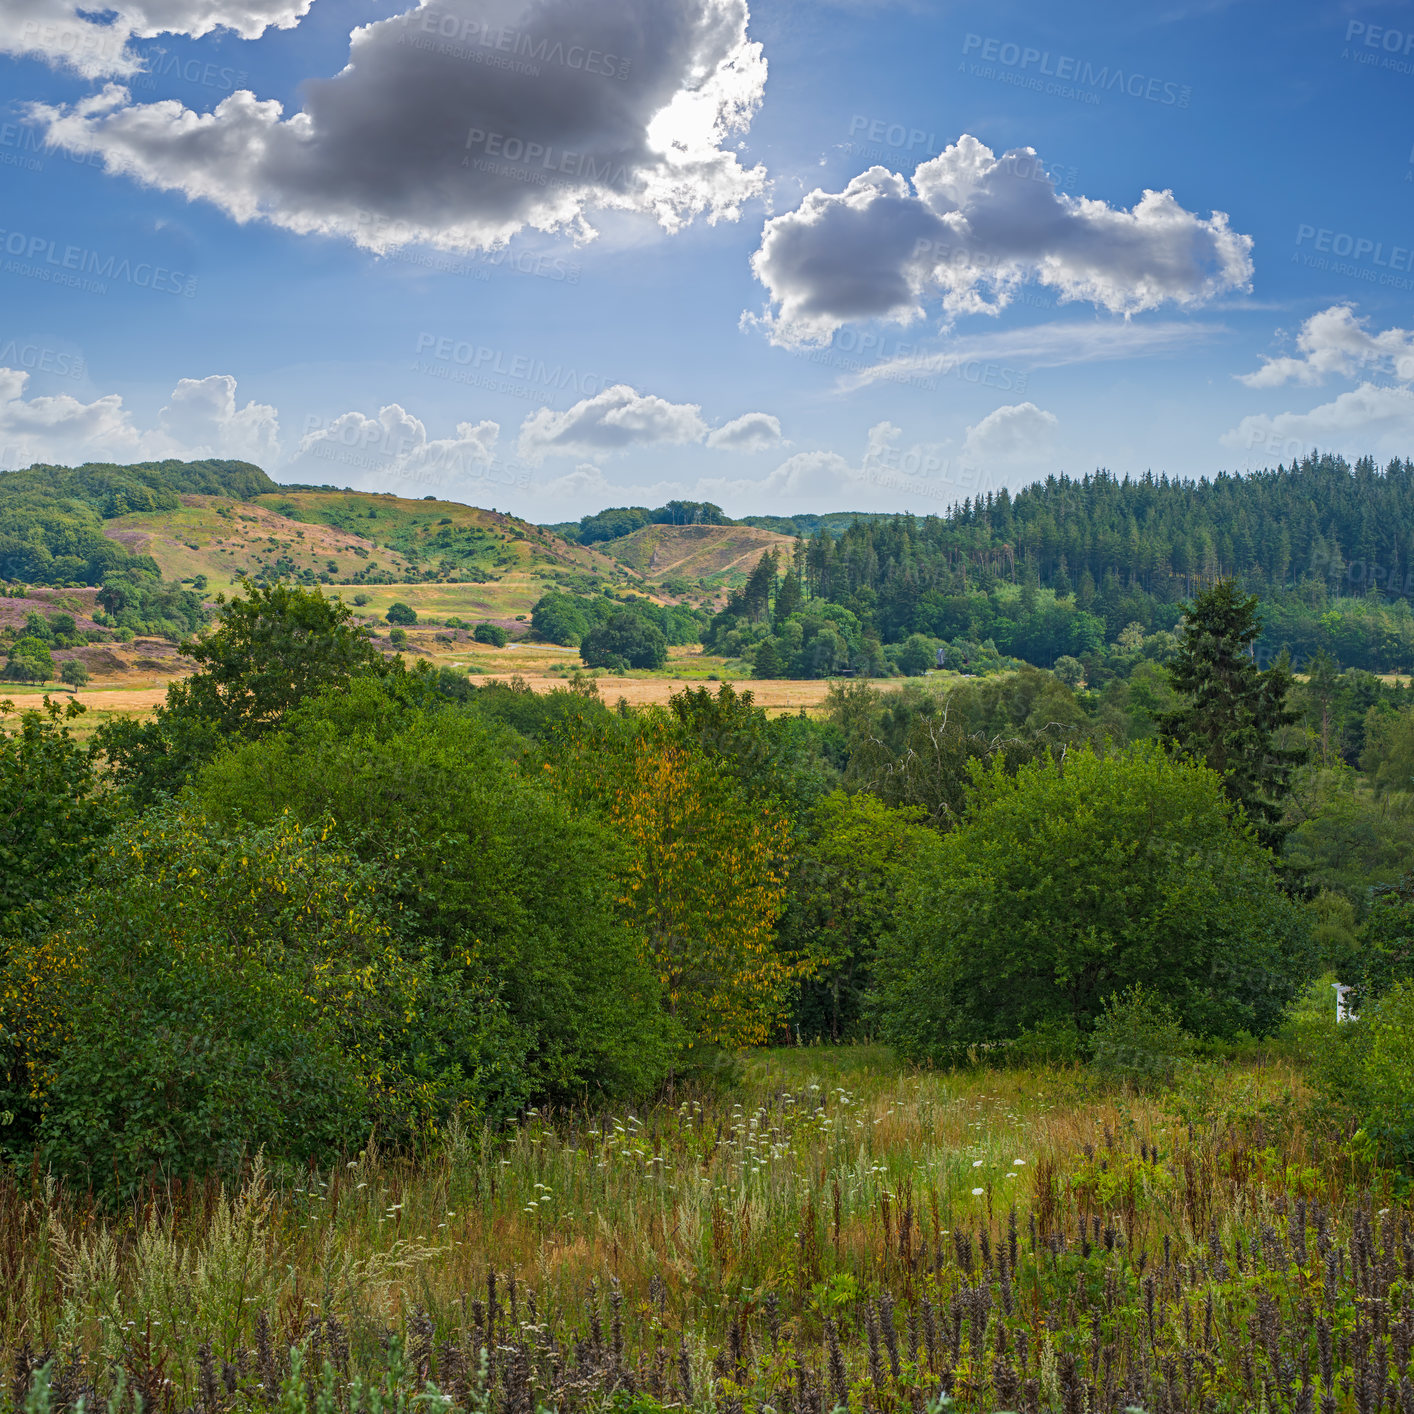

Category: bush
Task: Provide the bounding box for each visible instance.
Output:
[386,601,418,625]
[0,808,515,1192]
[581,610,667,670]
[874,742,1313,1062]
[1087,985,1195,1090]
[4,637,53,681]
[60,660,89,689]
[1357,872,1414,1002]
[388,626,408,648]
[1312,980,1414,1169]
[474,622,509,647]
[193,680,675,1107]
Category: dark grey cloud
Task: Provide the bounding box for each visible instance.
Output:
[34,0,767,251]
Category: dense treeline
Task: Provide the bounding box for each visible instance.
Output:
[693,455,1414,676]
[0,458,274,586]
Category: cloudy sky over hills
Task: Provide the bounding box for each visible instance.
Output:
[1,0,1411,518]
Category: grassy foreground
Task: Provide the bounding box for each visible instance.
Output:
[0,1044,1394,1413]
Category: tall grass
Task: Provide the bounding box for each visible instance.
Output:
[0,1045,1396,1413]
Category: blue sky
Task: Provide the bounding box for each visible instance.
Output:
[1,0,1412,521]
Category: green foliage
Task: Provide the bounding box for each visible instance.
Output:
[1357,872,1414,1002]
[386,601,418,625]
[0,458,272,586]
[580,610,668,670]
[1313,981,1414,1169]
[193,680,673,1107]
[1283,760,1414,899]
[569,500,728,545]
[1158,579,1304,850]
[58,660,89,690]
[874,743,1312,1062]
[388,626,408,648]
[786,791,933,1041]
[1307,887,1360,978]
[96,583,387,804]
[1,808,494,1192]
[533,590,699,652]
[0,697,110,936]
[1087,985,1196,1090]
[2,638,52,682]
[473,621,509,647]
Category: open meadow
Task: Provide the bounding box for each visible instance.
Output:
[3,1033,1397,1414]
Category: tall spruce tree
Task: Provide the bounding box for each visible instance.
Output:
[1157,579,1304,851]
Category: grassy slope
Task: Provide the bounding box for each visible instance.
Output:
[101,489,652,619]
[603,523,796,585]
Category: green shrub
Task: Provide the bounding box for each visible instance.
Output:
[388,626,408,648]
[0,808,517,1192]
[193,679,675,1108]
[474,622,509,647]
[1008,1015,1083,1067]
[1088,985,1195,1090]
[386,601,418,625]
[1358,872,1414,1003]
[1313,980,1414,1170]
[874,742,1312,1062]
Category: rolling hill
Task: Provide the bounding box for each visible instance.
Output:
[602,523,795,584]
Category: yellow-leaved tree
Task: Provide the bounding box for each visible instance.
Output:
[553,713,804,1056]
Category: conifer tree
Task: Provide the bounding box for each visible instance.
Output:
[1157,579,1305,851]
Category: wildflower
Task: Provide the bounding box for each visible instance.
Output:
[971,1187,984,1196]
[1013,1159,1026,1166]
[972,1160,983,1167]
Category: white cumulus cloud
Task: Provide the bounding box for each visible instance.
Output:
[0,368,279,467]
[705,411,782,451]
[518,384,781,463]
[749,134,1253,346]
[159,374,279,463]
[1238,304,1414,388]
[519,385,709,464]
[960,401,1059,466]
[1223,386,1414,464]
[1,0,313,79]
[289,403,503,495]
[31,0,767,253]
